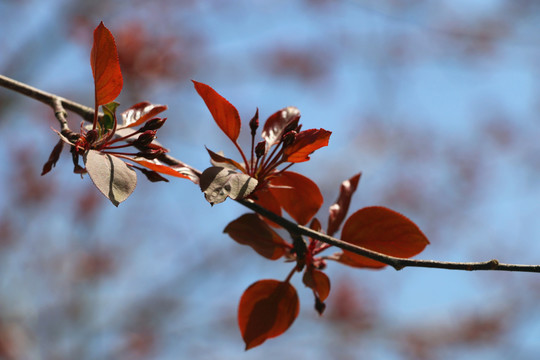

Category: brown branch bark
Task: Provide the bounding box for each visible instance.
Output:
[2,74,540,273]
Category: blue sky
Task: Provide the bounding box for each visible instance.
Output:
[1,0,540,358]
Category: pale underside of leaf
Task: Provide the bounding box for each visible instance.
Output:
[84,149,137,206]
[199,166,258,205]
[120,102,167,128]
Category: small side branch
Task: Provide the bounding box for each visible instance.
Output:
[52,98,69,132]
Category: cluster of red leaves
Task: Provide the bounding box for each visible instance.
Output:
[194,81,331,208]
[194,84,430,349]
[41,22,431,350]
[42,22,198,206]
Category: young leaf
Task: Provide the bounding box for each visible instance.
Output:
[120,102,167,128]
[199,166,258,205]
[193,81,241,143]
[99,101,120,133]
[41,139,64,175]
[327,173,362,237]
[282,128,331,163]
[338,206,429,268]
[261,106,301,149]
[91,22,123,106]
[268,171,323,225]
[238,280,299,350]
[84,149,137,206]
[224,214,290,260]
[302,268,331,302]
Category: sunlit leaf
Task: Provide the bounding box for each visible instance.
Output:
[238,280,299,350]
[268,171,323,225]
[327,173,362,237]
[302,267,331,302]
[120,102,167,128]
[261,106,301,149]
[129,157,193,180]
[338,206,429,268]
[84,149,136,206]
[91,22,123,106]
[199,166,257,205]
[224,214,289,260]
[193,81,241,142]
[283,128,331,163]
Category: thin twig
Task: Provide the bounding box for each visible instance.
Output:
[2,74,540,273]
[51,97,69,132]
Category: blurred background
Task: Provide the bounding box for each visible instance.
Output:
[2,0,540,359]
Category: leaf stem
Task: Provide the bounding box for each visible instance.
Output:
[234,141,251,175]
[284,266,296,283]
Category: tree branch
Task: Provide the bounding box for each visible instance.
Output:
[0,74,95,123]
[237,199,540,273]
[2,74,540,273]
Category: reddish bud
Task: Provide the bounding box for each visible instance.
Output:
[314,297,326,315]
[137,144,167,159]
[135,130,156,147]
[281,130,297,147]
[255,141,266,158]
[140,117,167,131]
[85,129,99,145]
[249,109,259,136]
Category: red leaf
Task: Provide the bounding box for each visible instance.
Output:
[128,158,193,180]
[338,206,429,268]
[302,268,330,302]
[41,139,64,176]
[261,106,301,149]
[91,22,123,106]
[268,171,323,225]
[327,173,362,236]
[120,102,167,128]
[193,81,241,143]
[238,280,299,350]
[253,188,283,227]
[283,128,331,163]
[224,214,289,260]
